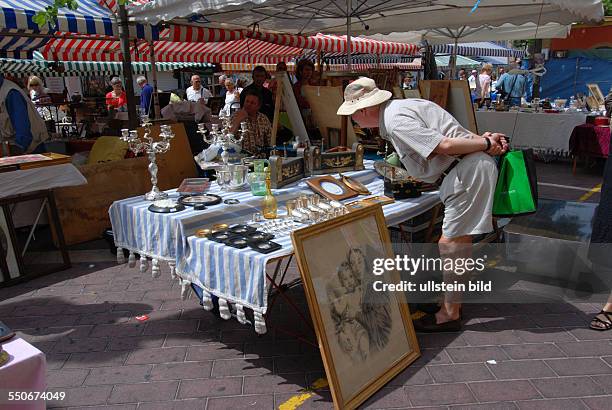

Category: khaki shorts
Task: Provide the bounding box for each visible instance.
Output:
[439,152,498,238]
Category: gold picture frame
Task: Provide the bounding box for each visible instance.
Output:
[587,83,605,106]
[306,175,358,201]
[291,205,420,410]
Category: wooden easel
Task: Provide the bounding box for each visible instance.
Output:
[270,72,309,147]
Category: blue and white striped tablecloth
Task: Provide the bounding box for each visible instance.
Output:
[175,167,441,319]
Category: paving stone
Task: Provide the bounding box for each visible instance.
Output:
[52,337,109,354]
[107,335,166,351]
[582,395,612,410]
[84,365,152,385]
[275,355,323,373]
[544,358,612,376]
[136,399,205,410]
[528,313,588,328]
[220,328,269,343]
[462,330,522,346]
[46,386,112,408]
[46,369,90,388]
[387,365,434,386]
[64,351,129,368]
[108,380,179,404]
[531,376,604,398]
[361,386,410,409]
[445,346,509,363]
[243,373,307,394]
[163,332,221,347]
[47,353,70,370]
[125,347,187,365]
[451,403,518,410]
[428,363,495,383]
[67,405,137,410]
[89,323,147,338]
[501,343,567,360]
[568,328,612,341]
[177,377,243,398]
[5,314,80,330]
[417,332,468,348]
[516,398,588,410]
[413,348,453,366]
[76,311,132,325]
[186,343,245,361]
[244,341,301,358]
[486,359,556,379]
[405,383,476,406]
[19,325,95,342]
[149,361,213,381]
[212,358,274,377]
[481,316,538,330]
[515,328,576,343]
[590,375,612,394]
[11,304,66,317]
[469,380,541,401]
[556,341,612,357]
[207,394,274,410]
[143,320,199,335]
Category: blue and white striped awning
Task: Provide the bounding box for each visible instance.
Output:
[432,42,525,58]
[0,0,159,39]
[0,33,48,58]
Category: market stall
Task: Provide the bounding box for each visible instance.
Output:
[475,110,588,157]
[109,162,441,334]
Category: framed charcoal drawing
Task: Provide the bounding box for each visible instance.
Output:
[291,205,420,409]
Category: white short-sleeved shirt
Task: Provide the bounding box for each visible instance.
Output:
[186,86,212,103]
[378,99,475,183]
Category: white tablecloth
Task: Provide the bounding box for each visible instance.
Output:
[0,163,87,199]
[475,111,587,156]
[0,338,47,410]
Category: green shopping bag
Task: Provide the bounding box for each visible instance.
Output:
[492,149,538,217]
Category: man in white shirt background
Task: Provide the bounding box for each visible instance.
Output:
[186,75,212,104]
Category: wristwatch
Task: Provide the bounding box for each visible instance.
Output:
[484,137,492,152]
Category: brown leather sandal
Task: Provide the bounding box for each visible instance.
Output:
[590,311,612,331]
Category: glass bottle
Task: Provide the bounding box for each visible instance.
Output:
[262,173,278,219]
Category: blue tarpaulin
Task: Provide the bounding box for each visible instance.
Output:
[540,57,612,100]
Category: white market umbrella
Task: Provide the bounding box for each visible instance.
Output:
[129,0,603,70]
[364,22,573,76]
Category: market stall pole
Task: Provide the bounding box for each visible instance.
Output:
[118,3,139,129]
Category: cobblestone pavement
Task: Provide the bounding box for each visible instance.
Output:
[2,250,612,410]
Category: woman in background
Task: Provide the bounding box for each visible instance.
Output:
[478,64,493,108]
[105,77,127,111]
[221,78,242,116]
[28,76,51,104]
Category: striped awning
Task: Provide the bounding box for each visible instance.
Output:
[432,42,525,58]
[0,55,213,75]
[0,34,48,58]
[0,0,159,39]
[40,35,305,63]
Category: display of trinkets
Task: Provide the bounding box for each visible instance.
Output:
[206,230,236,243]
[307,143,365,175]
[226,237,249,249]
[268,147,310,189]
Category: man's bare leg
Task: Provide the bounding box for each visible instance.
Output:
[436,234,472,324]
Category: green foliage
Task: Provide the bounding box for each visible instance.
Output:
[604,0,612,16]
[33,0,132,26]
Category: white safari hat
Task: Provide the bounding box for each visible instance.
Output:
[337,77,392,116]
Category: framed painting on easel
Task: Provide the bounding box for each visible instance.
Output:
[419,80,478,134]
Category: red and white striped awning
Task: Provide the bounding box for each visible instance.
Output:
[40,36,304,63]
[40,27,418,63]
[248,32,418,55]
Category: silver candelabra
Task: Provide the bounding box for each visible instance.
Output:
[197,116,248,170]
[121,115,175,201]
